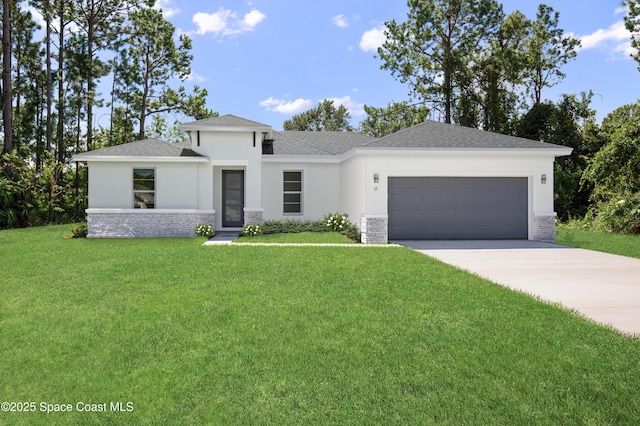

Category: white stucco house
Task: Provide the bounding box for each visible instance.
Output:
[73,114,572,243]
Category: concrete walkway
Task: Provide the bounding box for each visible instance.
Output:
[397,240,640,336]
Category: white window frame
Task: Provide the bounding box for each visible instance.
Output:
[133,168,156,209]
[283,170,303,215]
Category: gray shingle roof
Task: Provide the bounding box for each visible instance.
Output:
[181,114,271,129]
[75,118,571,161]
[365,120,567,150]
[271,131,375,155]
[75,139,204,158]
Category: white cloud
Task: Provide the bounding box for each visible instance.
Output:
[154,0,180,18]
[332,14,348,28]
[614,5,628,16]
[185,72,207,83]
[193,8,266,37]
[578,20,636,59]
[359,25,386,52]
[325,96,365,116]
[259,97,313,114]
[243,9,267,29]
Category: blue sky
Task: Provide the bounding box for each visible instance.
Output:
[124,1,640,129]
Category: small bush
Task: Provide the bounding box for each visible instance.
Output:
[195,224,215,238]
[69,223,88,238]
[261,219,325,234]
[242,224,263,236]
[324,212,349,232]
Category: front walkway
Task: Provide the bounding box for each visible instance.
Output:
[397,240,640,337]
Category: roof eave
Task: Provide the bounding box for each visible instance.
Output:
[347,146,573,156]
[180,123,272,134]
[73,154,209,163]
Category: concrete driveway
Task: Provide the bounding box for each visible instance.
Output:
[397,240,640,336]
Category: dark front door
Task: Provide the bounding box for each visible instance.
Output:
[222,170,244,227]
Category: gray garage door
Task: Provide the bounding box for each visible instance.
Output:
[388,177,528,240]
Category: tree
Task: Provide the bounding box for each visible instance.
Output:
[377,0,503,124]
[359,101,428,137]
[123,7,206,140]
[583,101,640,202]
[283,99,354,131]
[521,4,580,105]
[581,101,640,233]
[2,0,13,154]
[73,0,145,150]
[11,5,43,152]
[516,92,596,220]
[457,10,529,132]
[625,0,640,70]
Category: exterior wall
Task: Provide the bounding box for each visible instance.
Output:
[261,160,341,222]
[339,154,367,229]
[193,130,263,216]
[357,150,558,241]
[87,161,200,209]
[86,209,215,238]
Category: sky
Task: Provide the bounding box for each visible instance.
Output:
[138,1,638,129]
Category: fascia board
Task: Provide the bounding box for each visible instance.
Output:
[261,155,341,164]
[180,124,272,133]
[73,155,209,163]
[340,147,573,160]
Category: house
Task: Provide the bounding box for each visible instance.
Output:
[73,114,572,243]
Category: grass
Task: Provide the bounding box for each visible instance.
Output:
[2,224,640,424]
[235,231,355,244]
[557,225,640,259]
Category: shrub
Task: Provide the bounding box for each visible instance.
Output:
[254,214,361,242]
[242,224,263,236]
[324,212,348,232]
[261,219,325,234]
[592,194,640,234]
[195,224,215,238]
[324,213,360,242]
[69,223,88,238]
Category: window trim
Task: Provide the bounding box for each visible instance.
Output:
[133,167,156,209]
[283,170,302,215]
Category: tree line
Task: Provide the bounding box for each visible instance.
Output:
[0,0,216,228]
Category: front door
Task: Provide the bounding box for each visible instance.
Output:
[222,170,244,227]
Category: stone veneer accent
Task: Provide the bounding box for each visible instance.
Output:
[360,215,388,244]
[244,209,264,225]
[86,209,216,238]
[532,213,557,243]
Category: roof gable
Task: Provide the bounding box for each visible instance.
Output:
[181,114,272,131]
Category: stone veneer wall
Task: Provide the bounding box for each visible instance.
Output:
[244,209,264,225]
[86,210,216,238]
[532,213,557,243]
[360,215,388,244]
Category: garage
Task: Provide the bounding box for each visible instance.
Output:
[388,177,528,240]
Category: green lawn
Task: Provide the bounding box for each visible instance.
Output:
[557,226,640,259]
[2,225,640,425]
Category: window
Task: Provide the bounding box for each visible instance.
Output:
[283,171,302,214]
[133,168,155,208]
